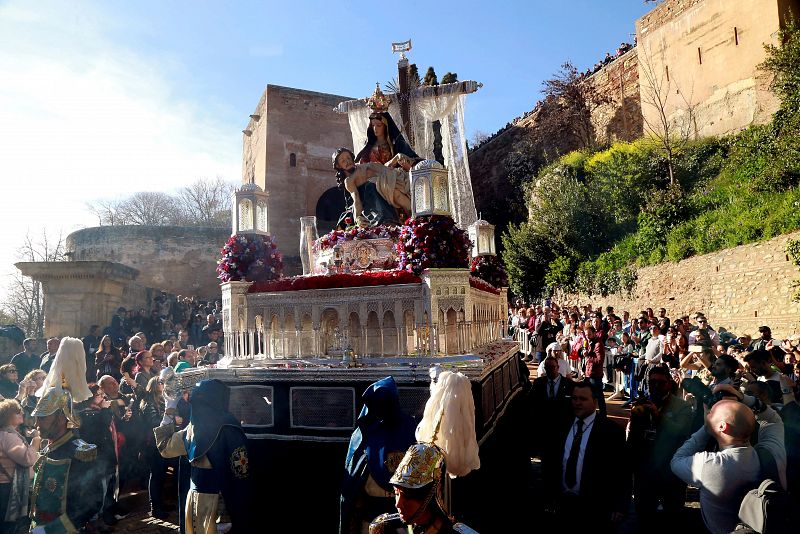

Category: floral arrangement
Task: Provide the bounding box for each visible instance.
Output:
[217,234,284,283]
[396,215,472,275]
[248,270,421,293]
[313,224,402,252]
[469,276,501,295]
[470,255,508,289]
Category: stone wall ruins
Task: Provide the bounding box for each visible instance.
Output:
[66,226,230,299]
[561,231,800,338]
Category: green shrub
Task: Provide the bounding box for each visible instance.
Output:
[508,18,800,299]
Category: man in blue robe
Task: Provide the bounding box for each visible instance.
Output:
[154,379,253,534]
[340,376,417,534]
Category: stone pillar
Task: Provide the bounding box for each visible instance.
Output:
[221,280,253,358]
[15,261,139,339]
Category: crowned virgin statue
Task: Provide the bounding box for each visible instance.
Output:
[332,86,420,228]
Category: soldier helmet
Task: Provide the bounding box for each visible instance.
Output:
[32,386,81,428]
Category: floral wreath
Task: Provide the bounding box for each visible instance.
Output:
[217,234,284,283]
[313,224,401,253]
[470,255,508,289]
[396,215,471,276]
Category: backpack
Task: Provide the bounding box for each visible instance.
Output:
[737,479,791,534]
[736,448,791,534]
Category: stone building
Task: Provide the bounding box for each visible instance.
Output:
[636,0,799,138]
[241,85,354,274]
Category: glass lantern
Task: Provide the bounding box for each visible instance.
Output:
[410,160,451,218]
[232,183,270,236]
[468,219,496,257]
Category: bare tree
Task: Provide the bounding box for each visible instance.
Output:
[87,198,126,226]
[122,191,183,226]
[540,62,612,149]
[3,231,66,338]
[178,176,235,227]
[638,43,698,185]
[469,130,491,148]
[86,177,236,228]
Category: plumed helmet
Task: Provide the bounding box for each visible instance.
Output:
[390,442,445,489]
[38,337,93,403]
[390,442,449,518]
[32,386,81,428]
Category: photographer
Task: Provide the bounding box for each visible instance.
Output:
[628,366,692,527]
[670,389,786,534]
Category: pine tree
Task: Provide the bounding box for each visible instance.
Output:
[423,67,438,86]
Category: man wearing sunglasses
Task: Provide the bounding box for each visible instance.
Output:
[688,314,720,350]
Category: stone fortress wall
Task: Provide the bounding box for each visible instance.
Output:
[66,225,230,299]
[587,48,644,144]
[561,231,800,338]
[242,85,354,275]
[636,0,795,138]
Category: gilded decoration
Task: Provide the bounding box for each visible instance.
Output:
[389,443,444,489]
[230,446,249,479]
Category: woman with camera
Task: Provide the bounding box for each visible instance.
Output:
[0,399,41,534]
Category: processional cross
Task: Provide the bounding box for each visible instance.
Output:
[334,39,482,147]
[333,41,482,227]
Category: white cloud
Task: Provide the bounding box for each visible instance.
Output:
[0,1,240,291]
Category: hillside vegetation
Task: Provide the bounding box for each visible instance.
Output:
[502,18,800,300]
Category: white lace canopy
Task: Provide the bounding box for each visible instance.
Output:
[339,81,480,229]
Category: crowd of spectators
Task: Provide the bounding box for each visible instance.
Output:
[512,301,799,532]
[583,41,635,77]
[0,294,226,533]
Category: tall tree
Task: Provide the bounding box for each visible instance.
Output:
[423,66,438,86]
[441,72,458,84]
[638,45,697,185]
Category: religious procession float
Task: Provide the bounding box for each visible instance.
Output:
[177,44,528,531]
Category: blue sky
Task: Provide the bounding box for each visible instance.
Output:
[0,0,654,290]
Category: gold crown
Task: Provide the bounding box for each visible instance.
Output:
[366,83,391,114]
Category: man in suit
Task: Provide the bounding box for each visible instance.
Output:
[531,356,574,427]
[543,380,630,533]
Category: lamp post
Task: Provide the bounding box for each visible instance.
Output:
[468,218,496,257]
[231,183,269,236]
[410,160,451,218]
